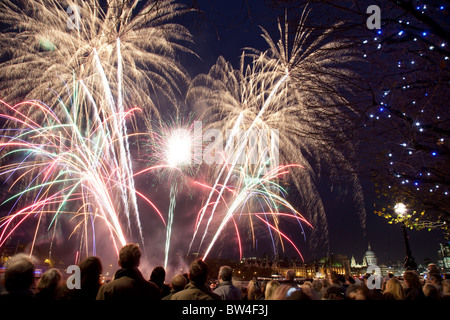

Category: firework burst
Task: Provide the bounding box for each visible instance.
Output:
[0,52,165,259]
[141,116,202,268]
[191,154,313,261]
[0,0,194,120]
[187,10,366,252]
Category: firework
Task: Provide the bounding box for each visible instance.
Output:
[0,2,367,263]
[187,10,366,252]
[0,0,193,120]
[0,48,165,258]
[147,118,203,175]
[191,155,313,261]
[142,117,202,268]
[0,0,194,260]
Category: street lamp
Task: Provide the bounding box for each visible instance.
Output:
[394,203,417,271]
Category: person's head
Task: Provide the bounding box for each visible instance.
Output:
[36,268,62,295]
[264,280,280,300]
[345,284,367,300]
[442,279,450,294]
[427,263,440,274]
[285,269,295,282]
[118,243,141,269]
[218,266,233,282]
[247,279,261,300]
[271,284,294,300]
[271,285,310,300]
[403,270,421,289]
[323,286,345,300]
[299,284,319,300]
[329,271,342,285]
[383,278,405,300]
[362,273,371,284]
[4,253,35,293]
[171,274,187,292]
[312,279,324,293]
[188,258,209,285]
[286,286,311,300]
[150,266,166,286]
[79,256,102,287]
[423,283,440,300]
[346,276,356,285]
[429,273,442,287]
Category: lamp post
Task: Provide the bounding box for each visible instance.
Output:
[440,243,448,274]
[394,203,417,271]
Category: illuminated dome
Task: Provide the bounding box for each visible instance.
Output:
[365,243,375,257]
[363,243,377,266]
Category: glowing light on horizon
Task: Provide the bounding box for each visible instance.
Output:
[166,129,193,167]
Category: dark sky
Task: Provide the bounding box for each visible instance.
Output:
[178,0,281,75]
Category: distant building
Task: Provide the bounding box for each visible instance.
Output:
[438,242,450,272]
[236,256,273,280]
[350,243,378,276]
[313,254,350,278]
[271,257,305,279]
[363,243,378,266]
[379,264,391,277]
[350,255,360,268]
[387,260,406,277]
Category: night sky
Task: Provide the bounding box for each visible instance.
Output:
[0,0,448,270]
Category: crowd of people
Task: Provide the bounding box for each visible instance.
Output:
[1,243,449,301]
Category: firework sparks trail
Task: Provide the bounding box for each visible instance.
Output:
[187,10,366,253]
[0,0,195,261]
[189,72,290,258]
[164,183,177,269]
[0,48,165,258]
[143,119,201,268]
[0,3,367,263]
[1,99,121,255]
[194,156,313,261]
[93,39,142,242]
[187,112,244,255]
[0,0,194,123]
